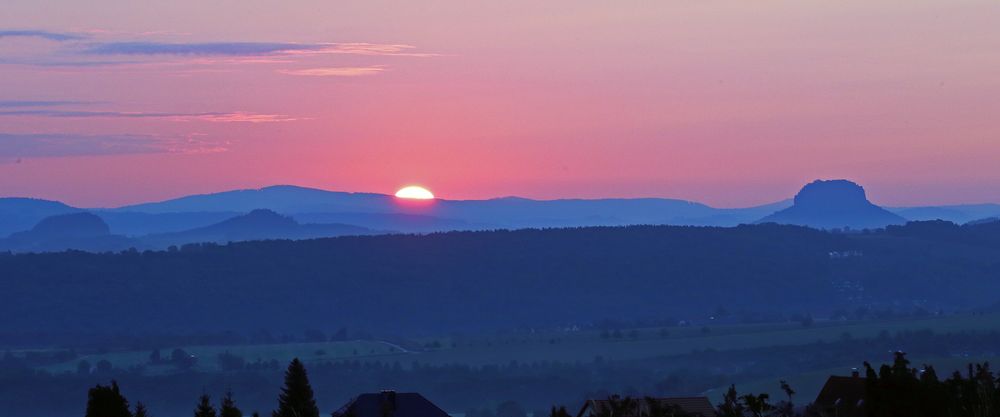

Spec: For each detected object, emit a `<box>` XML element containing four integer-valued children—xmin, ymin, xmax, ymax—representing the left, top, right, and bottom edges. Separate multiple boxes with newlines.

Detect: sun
<box><xmin>395</xmin><ymin>185</ymin><xmax>435</xmax><ymax>200</ymax></box>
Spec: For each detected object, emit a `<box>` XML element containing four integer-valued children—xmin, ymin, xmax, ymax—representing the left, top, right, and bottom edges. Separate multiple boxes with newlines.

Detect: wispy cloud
<box><xmin>0</xmin><ymin>29</ymin><xmax>84</xmax><ymax>42</ymax></box>
<box><xmin>0</xmin><ymin>58</ymin><xmax>138</xmax><ymax>68</ymax></box>
<box><xmin>84</xmin><ymin>41</ymin><xmax>325</xmax><ymax>56</ymax></box>
<box><xmin>188</xmin><ymin>112</ymin><xmax>300</xmax><ymax>123</ymax></box>
<box><xmin>0</xmin><ymin>34</ymin><xmax>437</xmax><ymax>72</ymax></box>
<box><xmin>278</xmin><ymin>66</ymin><xmax>386</xmax><ymax>77</ymax></box>
<box><xmin>0</xmin><ymin>100</ymin><xmax>86</xmax><ymax>108</ymax></box>
<box><xmin>83</xmin><ymin>41</ymin><xmax>436</xmax><ymax>57</ymax></box>
<box><xmin>0</xmin><ymin>110</ymin><xmax>299</xmax><ymax>123</ymax></box>
<box><xmin>0</xmin><ymin>132</ymin><xmax>229</xmax><ymax>160</ymax></box>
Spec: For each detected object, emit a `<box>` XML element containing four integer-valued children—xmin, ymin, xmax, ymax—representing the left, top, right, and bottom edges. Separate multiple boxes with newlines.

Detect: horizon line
<box><xmin>3</xmin><ymin>182</ymin><xmax>1000</xmax><ymax>211</ymax></box>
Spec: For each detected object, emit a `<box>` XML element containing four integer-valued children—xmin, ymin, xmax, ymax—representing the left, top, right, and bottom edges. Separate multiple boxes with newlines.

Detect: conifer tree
<box><xmin>85</xmin><ymin>380</ymin><xmax>133</xmax><ymax>417</ymax></box>
<box><xmin>549</xmin><ymin>406</ymin><xmax>571</xmax><ymax>417</ymax></box>
<box><xmin>272</xmin><ymin>358</ymin><xmax>320</xmax><ymax>417</ymax></box>
<box><xmin>220</xmin><ymin>391</ymin><xmax>243</xmax><ymax>417</ymax></box>
<box><xmin>195</xmin><ymin>394</ymin><xmax>218</xmax><ymax>417</ymax></box>
<box><xmin>134</xmin><ymin>402</ymin><xmax>151</xmax><ymax>417</ymax></box>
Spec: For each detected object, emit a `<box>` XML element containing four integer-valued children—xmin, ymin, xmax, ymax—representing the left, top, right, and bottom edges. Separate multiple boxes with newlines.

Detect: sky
<box><xmin>1</xmin><ymin>0</ymin><xmax>999</xmax><ymax>208</ymax></box>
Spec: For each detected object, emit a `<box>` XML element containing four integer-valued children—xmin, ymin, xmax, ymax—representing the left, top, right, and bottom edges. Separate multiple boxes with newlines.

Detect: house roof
<box><xmin>577</xmin><ymin>397</ymin><xmax>716</xmax><ymax>417</ymax></box>
<box><xmin>332</xmin><ymin>391</ymin><xmax>450</xmax><ymax>417</ymax></box>
<box><xmin>813</xmin><ymin>376</ymin><xmax>866</xmax><ymax>417</ymax></box>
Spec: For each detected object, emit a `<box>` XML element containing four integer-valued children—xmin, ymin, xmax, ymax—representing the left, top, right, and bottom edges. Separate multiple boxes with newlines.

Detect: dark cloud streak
<box><xmin>0</xmin><ymin>100</ymin><xmax>86</xmax><ymax>108</ymax></box>
<box><xmin>84</xmin><ymin>41</ymin><xmax>329</xmax><ymax>56</ymax></box>
<box><xmin>0</xmin><ymin>132</ymin><xmax>229</xmax><ymax>160</ymax></box>
<box><xmin>0</xmin><ymin>133</ymin><xmax>163</xmax><ymax>159</ymax></box>
<box><xmin>82</xmin><ymin>41</ymin><xmax>433</xmax><ymax>57</ymax></box>
<box><xmin>0</xmin><ymin>30</ymin><xmax>84</xmax><ymax>41</ymax></box>
<box><xmin>0</xmin><ymin>109</ymin><xmax>298</xmax><ymax>123</ymax></box>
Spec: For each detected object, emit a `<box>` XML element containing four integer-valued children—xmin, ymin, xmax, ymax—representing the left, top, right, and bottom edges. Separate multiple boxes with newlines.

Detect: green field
<box><xmin>398</xmin><ymin>313</ymin><xmax>1000</xmax><ymax>367</ymax></box>
<box><xmin>38</xmin><ymin>340</ymin><xmax>402</xmax><ymax>374</ymax></box>
<box><xmin>27</xmin><ymin>312</ymin><xmax>1000</xmax><ymax>377</ymax></box>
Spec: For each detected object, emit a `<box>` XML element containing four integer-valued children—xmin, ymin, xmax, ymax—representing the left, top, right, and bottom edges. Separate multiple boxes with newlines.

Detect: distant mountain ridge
<box><xmin>888</xmin><ymin>204</ymin><xmax>1000</xmax><ymax>224</ymax></box>
<box><xmin>4</xmin><ymin>182</ymin><xmax>1000</xmax><ymax>252</ymax></box>
<box><xmin>113</xmin><ymin>184</ymin><xmax>788</xmax><ymax>230</ymax></box>
<box><xmin>141</xmin><ymin>209</ymin><xmax>378</xmax><ymax>248</ymax></box>
<box><xmin>117</xmin><ymin>185</ymin><xmax>390</xmax><ymax>214</ymax></box>
<box><xmin>0</xmin><ymin>212</ymin><xmax>136</xmax><ymax>252</ymax></box>
<box><xmin>0</xmin><ymin>209</ymin><xmax>379</xmax><ymax>252</ymax></box>
<box><xmin>0</xmin><ymin>197</ymin><xmax>80</xmax><ymax>236</ymax></box>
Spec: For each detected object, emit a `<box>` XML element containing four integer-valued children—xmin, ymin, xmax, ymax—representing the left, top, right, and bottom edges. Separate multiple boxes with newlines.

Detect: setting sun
<box><xmin>395</xmin><ymin>186</ymin><xmax>435</xmax><ymax>200</ymax></box>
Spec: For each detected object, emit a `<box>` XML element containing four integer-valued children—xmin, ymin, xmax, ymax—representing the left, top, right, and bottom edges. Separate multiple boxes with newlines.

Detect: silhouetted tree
<box><xmin>717</xmin><ymin>385</ymin><xmax>746</xmax><ymax>417</ymax></box>
<box><xmin>643</xmin><ymin>396</ymin><xmax>692</xmax><ymax>417</ymax></box>
<box><xmin>220</xmin><ymin>391</ymin><xmax>242</xmax><ymax>417</ymax></box>
<box><xmin>716</xmin><ymin>385</ymin><xmax>779</xmax><ymax>417</ymax></box>
<box><xmin>860</xmin><ymin>351</ymin><xmax>1000</xmax><ymax>417</ymax></box>
<box><xmin>549</xmin><ymin>406</ymin><xmax>572</xmax><ymax>417</ymax></box>
<box><xmin>779</xmin><ymin>381</ymin><xmax>795</xmax><ymax>402</ymax></box>
<box><xmin>740</xmin><ymin>393</ymin><xmax>771</xmax><ymax>417</ymax></box>
<box><xmin>194</xmin><ymin>394</ymin><xmax>217</xmax><ymax>417</ymax></box>
<box><xmin>134</xmin><ymin>402</ymin><xmax>151</xmax><ymax>417</ymax></box>
<box><xmin>773</xmin><ymin>381</ymin><xmax>796</xmax><ymax>417</ymax></box>
<box><xmin>272</xmin><ymin>358</ymin><xmax>319</xmax><ymax>417</ymax></box>
<box><xmin>85</xmin><ymin>381</ymin><xmax>132</xmax><ymax>417</ymax></box>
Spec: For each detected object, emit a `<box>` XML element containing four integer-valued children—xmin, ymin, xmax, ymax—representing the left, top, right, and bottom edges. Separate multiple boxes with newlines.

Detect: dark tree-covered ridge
<box><xmin>1</xmin><ymin>223</ymin><xmax>1000</xmax><ymax>338</ymax></box>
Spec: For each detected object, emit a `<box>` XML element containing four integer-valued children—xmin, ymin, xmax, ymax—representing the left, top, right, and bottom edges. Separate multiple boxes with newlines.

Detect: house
<box><xmin>811</xmin><ymin>372</ymin><xmax>866</xmax><ymax>417</ymax></box>
<box><xmin>576</xmin><ymin>396</ymin><xmax>716</xmax><ymax>417</ymax></box>
<box><xmin>331</xmin><ymin>391</ymin><xmax>451</xmax><ymax>417</ymax></box>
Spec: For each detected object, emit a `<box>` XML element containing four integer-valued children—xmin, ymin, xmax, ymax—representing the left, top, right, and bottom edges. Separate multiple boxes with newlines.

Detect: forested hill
<box><xmin>2</xmin><ymin>223</ymin><xmax>1000</xmax><ymax>341</ymax></box>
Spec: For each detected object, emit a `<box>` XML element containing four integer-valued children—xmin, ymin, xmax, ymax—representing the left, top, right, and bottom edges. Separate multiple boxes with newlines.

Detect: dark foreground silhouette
<box><xmin>83</xmin><ymin>353</ymin><xmax>1000</xmax><ymax>417</ymax></box>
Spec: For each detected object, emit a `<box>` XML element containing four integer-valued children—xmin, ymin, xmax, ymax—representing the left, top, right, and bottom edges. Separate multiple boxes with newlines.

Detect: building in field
<box><xmin>331</xmin><ymin>391</ymin><xmax>450</xmax><ymax>417</ymax></box>
<box><xmin>810</xmin><ymin>372</ymin><xmax>866</xmax><ymax>417</ymax></box>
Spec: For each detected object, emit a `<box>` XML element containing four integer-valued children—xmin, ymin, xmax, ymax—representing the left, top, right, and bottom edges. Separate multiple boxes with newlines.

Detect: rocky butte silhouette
<box><xmin>13</xmin><ymin>212</ymin><xmax>110</xmax><ymax>240</ymax></box>
<box><xmin>140</xmin><ymin>208</ymin><xmax>377</xmax><ymax>248</ymax></box>
<box><xmin>757</xmin><ymin>179</ymin><xmax>906</xmax><ymax>230</ymax></box>
<box><xmin>0</xmin><ymin>212</ymin><xmax>136</xmax><ymax>252</ymax></box>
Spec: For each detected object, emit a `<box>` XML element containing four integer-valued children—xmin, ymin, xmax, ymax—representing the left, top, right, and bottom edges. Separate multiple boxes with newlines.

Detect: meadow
<box><xmin>30</xmin><ymin>311</ymin><xmax>1000</xmax><ymax>379</ymax></box>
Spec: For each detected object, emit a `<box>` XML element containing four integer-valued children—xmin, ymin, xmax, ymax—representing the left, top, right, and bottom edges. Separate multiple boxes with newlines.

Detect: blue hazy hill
<box><xmin>7</xmin><ymin>181</ymin><xmax>1000</xmax><ymax>242</ymax></box>
<box><xmin>141</xmin><ymin>209</ymin><xmax>379</xmax><ymax>248</ymax></box>
<box><xmin>757</xmin><ymin>179</ymin><xmax>906</xmax><ymax>229</ymax></box>
<box><xmin>0</xmin><ymin>212</ymin><xmax>136</xmax><ymax>252</ymax></box>
<box><xmin>0</xmin><ymin>197</ymin><xmax>80</xmax><ymax>236</ymax></box>
<box><xmin>889</xmin><ymin>203</ymin><xmax>1000</xmax><ymax>224</ymax></box>
<box><xmin>114</xmin><ymin>185</ymin><xmax>789</xmax><ymax>231</ymax></box>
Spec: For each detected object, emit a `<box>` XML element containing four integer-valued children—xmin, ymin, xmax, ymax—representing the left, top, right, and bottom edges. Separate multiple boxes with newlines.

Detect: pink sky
<box><xmin>1</xmin><ymin>0</ymin><xmax>999</xmax><ymax>208</ymax></box>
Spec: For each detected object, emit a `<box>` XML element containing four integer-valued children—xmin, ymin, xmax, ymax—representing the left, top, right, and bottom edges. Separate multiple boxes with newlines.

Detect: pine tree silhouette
<box><xmin>85</xmin><ymin>380</ymin><xmax>133</xmax><ymax>417</ymax></box>
<box><xmin>220</xmin><ymin>391</ymin><xmax>243</xmax><ymax>417</ymax></box>
<box><xmin>272</xmin><ymin>358</ymin><xmax>320</xmax><ymax>417</ymax></box>
<box><xmin>134</xmin><ymin>402</ymin><xmax>151</xmax><ymax>417</ymax></box>
<box><xmin>195</xmin><ymin>394</ymin><xmax>218</xmax><ymax>417</ymax></box>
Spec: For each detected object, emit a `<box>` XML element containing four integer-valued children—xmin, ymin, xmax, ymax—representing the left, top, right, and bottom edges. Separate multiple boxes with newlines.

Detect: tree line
<box><xmin>86</xmin><ymin>358</ymin><xmax>320</xmax><ymax>417</ymax></box>
<box><xmin>85</xmin><ymin>353</ymin><xmax>1000</xmax><ymax>417</ymax></box>
<box><xmin>9</xmin><ymin>222</ymin><xmax>1000</xmax><ymax>342</ymax></box>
